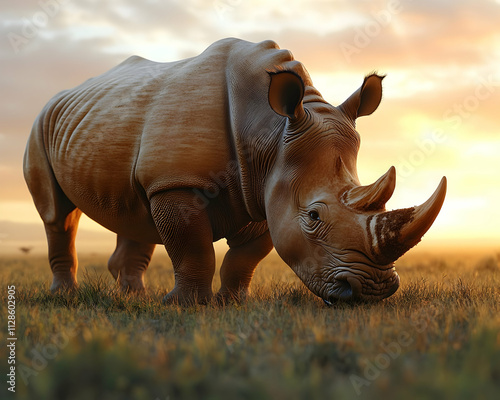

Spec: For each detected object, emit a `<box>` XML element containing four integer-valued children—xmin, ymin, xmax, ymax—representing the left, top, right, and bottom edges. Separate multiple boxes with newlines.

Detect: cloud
<box><xmin>0</xmin><ymin>29</ymin><xmax>129</xmax><ymax>199</ymax></box>
<box><xmin>1</xmin><ymin>0</ymin><xmax>499</xmax><ymax>246</ymax></box>
<box><xmin>267</xmin><ymin>0</ymin><xmax>500</xmax><ymax>75</ymax></box>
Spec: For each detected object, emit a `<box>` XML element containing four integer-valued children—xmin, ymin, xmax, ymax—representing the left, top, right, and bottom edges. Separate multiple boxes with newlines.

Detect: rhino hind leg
<box><xmin>24</xmin><ymin>127</ymin><xmax>81</xmax><ymax>293</ymax></box>
<box><xmin>217</xmin><ymin>230</ymin><xmax>274</xmax><ymax>303</ymax></box>
<box><xmin>108</xmin><ymin>236</ymin><xmax>155</xmax><ymax>293</ymax></box>
<box><xmin>150</xmin><ymin>190</ymin><xmax>216</xmax><ymax>306</ymax></box>
<box><xmin>44</xmin><ymin>208</ymin><xmax>82</xmax><ymax>293</ymax></box>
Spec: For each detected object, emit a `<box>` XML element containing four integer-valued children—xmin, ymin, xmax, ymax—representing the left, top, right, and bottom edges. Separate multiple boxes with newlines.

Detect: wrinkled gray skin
<box><xmin>24</xmin><ymin>38</ymin><xmax>446</xmax><ymax>305</ymax></box>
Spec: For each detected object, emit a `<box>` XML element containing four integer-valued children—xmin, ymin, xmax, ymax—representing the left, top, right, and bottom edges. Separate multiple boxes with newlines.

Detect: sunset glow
<box><xmin>1</xmin><ymin>0</ymin><xmax>499</xmax><ymax>253</ymax></box>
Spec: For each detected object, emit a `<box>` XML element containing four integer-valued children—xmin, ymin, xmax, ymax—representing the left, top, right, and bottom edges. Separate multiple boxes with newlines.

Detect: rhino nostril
<box><xmin>323</xmin><ymin>277</ymin><xmax>359</xmax><ymax>305</ymax></box>
<box><xmin>322</xmin><ymin>278</ymin><xmax>352</xmax><ymax>305</ymax></box>
<box><xmin>338</xmin><ymin>278</ymin><xmax>353</xmax><ymax>298</ymax></box>
<box><xmin>335</xmin><ymin>277</ymin><xmax>357</xmax><ymax>301</ymax></box>
<box><xmin>347</xmin><ymin>276</ymin><xmax>362</xmax><ymax>296</ymax></box>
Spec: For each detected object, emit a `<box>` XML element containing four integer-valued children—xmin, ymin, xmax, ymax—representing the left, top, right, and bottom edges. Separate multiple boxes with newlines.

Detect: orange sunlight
<box><xmin>1</xmin><ymin>1</ymin><xmax>499</xmax><ymax>255</ymax></box>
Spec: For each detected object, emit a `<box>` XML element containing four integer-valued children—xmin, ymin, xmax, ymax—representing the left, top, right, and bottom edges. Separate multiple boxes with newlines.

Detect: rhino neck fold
<box><xmin>231</xmin><ymin>117</ymin><xmax>286</xmax><ymax>221</ymax></box>
<box><xmin>231</xmin><ymin>95</ymin><xmax>319</xmax><ymax>222</ymax></box>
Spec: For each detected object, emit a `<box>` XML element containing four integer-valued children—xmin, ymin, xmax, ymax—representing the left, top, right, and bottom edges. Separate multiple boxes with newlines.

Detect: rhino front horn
<box><xmin>368</xmin><ymin>176</ymin><xmax>447</xmax><ymax>265</ymax></box>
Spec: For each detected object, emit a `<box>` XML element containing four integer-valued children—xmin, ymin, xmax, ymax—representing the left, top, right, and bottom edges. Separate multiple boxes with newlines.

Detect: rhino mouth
<box><xmin>321</xmin><ymin>268</ymin><xmax>400</xmax><ymax>305</ymax></box>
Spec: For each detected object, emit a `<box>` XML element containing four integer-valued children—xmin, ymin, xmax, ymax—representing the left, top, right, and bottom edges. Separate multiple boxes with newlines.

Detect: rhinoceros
<box><xmin>24</xmin><ymin>38</ymin><xmax>446</xmax><ymax>305</ymax></box>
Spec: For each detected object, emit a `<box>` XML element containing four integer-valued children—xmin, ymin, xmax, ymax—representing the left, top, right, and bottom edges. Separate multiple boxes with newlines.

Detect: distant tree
<box><xmin>19</xmin><ymin>246</ymin><xmax>33</xmax><ymax>255</ymax></box>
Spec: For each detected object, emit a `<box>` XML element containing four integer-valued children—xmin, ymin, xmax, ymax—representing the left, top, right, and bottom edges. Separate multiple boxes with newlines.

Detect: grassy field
<box><xmin>1</xmin><ymin>248</ymin><xmax>500</xmax><ymax>400</ymax></box>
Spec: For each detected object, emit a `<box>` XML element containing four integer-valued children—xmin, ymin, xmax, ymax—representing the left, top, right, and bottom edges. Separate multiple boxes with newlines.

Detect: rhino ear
<box><xmin>339</xmin><ymin>74</ymin><xmax>385</xmax><ymax>121</ymax></box>
<box><xmin>268</xmin><ymin>71</ymin><xmax>305</xmax><ymax>120</ymax></box>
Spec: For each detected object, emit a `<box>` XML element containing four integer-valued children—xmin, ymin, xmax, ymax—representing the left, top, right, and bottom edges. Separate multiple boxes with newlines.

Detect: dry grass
<box><xmin>1</xmin><ymin>249</ymin><xmax>499</xmax><ymax>399</ymax></box>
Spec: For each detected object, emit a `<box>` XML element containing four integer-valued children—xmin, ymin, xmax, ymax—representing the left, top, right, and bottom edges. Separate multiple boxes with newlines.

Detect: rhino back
<box><xmin>38</xmin><ymin>41</ymin><xmax>234</xmax><ymax>238</ymax></box>
<box><xmin>39</xmin><ymin>38</ymin><xmax>313</xmax><ymax>241</ymax></box>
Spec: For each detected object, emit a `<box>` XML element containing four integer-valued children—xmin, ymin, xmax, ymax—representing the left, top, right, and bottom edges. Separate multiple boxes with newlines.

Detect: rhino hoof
<box><xmin>215</xmin><ymin>289</ymin><xmax>249</xmax><ymax>306</ymax></box>
<box><xmin>50</xmin><ymin>278</ymin><xmax>78</xmax><ymax>294</ymax></box>
<box><xmin>162</xmin><ymin>289</ymin><xmax>212</xmax><ymax>307</ymax></box>
<box><xmin>116</xmin><ymin>277</ymin><xmax>146</xmax><ymax>294</ymax></box>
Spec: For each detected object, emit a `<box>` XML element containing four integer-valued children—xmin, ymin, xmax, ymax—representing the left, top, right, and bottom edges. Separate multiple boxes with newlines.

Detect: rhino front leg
<box><xmin>150</xmin><ymin>190</ymin><xmax>215</xmax><ymax>306</ymax></box>
<box><xmin>217</xmin><ymin>230</ymin><xmax>273</xmax><ymax>303</ymax></box>
<box><xmin>108</xmin><ymin>236</ymin><xmax>156</xmax><ymax>293</ymax></box>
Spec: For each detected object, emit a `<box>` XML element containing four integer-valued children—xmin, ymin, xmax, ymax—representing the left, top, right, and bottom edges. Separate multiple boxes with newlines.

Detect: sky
<box><xmin>0</xmin><ymin>0</ymin><xmax>499</xmax><ymax>254</ymax></box>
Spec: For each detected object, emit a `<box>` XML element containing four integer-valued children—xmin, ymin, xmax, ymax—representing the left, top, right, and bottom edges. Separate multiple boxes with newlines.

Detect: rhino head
<box><xmin>264</xmin><ymin>71</ymin><xmax>446</xmax><ymax>303</ymax></box>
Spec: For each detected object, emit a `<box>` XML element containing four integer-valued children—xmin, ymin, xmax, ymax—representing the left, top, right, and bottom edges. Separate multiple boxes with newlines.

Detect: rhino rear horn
<box><xmin>368</xmin><ymin>177</ymin><xmax>447</xmax><ymax>265</ymax></box>
<box><xmin>343</xmin><ymin>166</ymin><xmax>396</xmax><ymax>211</ymax></box>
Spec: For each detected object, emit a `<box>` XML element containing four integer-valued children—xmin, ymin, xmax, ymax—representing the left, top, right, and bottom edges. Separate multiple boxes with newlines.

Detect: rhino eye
<box><xmin>308</xmin><ymin>210</ymin><xmax>320</xmax><ymax>221</ymax></box>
